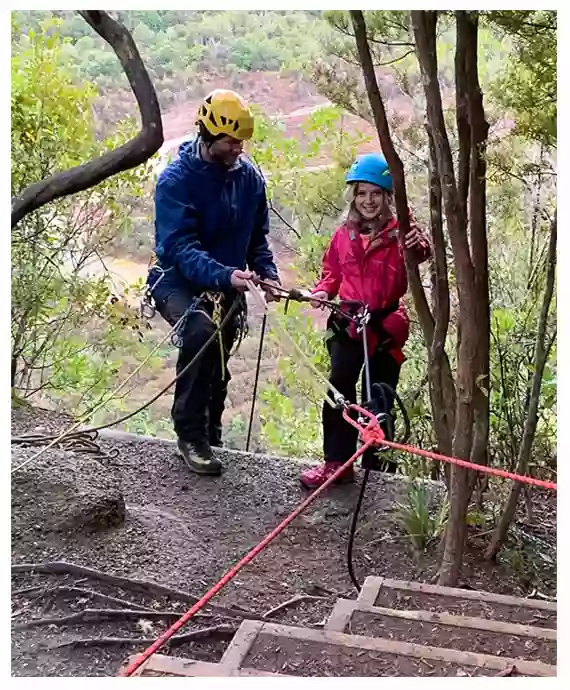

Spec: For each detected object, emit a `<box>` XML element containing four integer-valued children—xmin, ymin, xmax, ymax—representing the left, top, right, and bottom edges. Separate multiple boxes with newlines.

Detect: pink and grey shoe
<box><xmin>300</xmin><ymin>461</ymin><xmax>355</xmax><ymax>490</ymax></box>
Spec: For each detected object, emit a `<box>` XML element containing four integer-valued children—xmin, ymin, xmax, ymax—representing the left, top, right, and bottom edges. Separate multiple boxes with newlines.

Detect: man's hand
<box><xmin>404</xmin><ymin>224</ymin><xmax>424</xmax><ymax>250</ymax></box>
<box><xmin>261</xmin><ymin>278</ymin><xmax>282</xmax><ymax>303</ymax></box>
<box><xmin>308</xmin><ymin>290</ymin><xmax>328</xmax><ymax>309</ymax></box>
<box><xmin>230</xmin><ymin>269</ymin><xmax>254</xmax><ymax>291</ymax></box>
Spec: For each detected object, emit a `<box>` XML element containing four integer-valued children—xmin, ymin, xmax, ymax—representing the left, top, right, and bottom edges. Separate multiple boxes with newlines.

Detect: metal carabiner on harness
<box><xmin>140</xmin><ymin>266</ymin><xmax>167</xmax><ymax>322</ymax></box>
<box><xmin>140</xmin><ymin>288</ymin><xmax>157</xmax><ymax>320</ymax></box>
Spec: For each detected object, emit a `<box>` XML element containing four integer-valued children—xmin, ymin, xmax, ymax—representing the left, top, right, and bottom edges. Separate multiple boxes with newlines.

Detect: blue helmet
<box><xmin>345</xmin><ymin>153</ymin><xmax>393</xmax><ymax>192</ymax></box>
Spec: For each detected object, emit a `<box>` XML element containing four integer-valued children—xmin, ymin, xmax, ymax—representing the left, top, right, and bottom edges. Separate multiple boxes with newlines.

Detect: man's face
<box><xmin>208</xmin><ymin>135</ymin><xmax>244</xmax><ymax>167</ymax></box>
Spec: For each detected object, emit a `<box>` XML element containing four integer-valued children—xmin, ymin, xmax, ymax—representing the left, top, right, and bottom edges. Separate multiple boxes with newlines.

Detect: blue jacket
<box><xmin>152</xmin><ymin>137</ymin><xmax>279</xmax><ymax>294</ymax></box>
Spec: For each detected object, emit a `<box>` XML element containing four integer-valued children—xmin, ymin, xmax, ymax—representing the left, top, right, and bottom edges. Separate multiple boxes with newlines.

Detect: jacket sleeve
<box><xmin>313</xmin><ymin>230</ymin><xmax>342</xmax><ymax>298</ymax></box>
<box><xmin>154</xmin><ymin>174</ymin><xmax>235</xmax><ymax>291</ymax></box>
<box><xmin>246</xmin><ymin>181</ymin><xmax>280</xmax><ymax>282</ymax></box>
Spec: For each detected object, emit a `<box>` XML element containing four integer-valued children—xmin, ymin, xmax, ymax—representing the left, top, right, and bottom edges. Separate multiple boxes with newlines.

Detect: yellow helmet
<box><xmin>196</xmin><ymin>89</ymin><xmax>254</xmax><ymax>141</ymax></box>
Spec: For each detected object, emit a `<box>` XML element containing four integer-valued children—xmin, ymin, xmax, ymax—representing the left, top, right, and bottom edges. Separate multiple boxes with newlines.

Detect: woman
<box><xmin>300</xmin><ymin>153</ymin><xmax>431</xmax><ymax>489</ymax></box>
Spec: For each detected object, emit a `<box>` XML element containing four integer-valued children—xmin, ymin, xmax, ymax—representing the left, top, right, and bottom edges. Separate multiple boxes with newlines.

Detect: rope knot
<box><xmin>360</xmin><ymin>419</ymin><xmax>385</xmax><ymax>447</ymax></box>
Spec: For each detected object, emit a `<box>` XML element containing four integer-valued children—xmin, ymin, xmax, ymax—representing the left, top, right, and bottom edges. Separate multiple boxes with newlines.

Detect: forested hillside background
<box><xmin>11</xmin><ymin>10</ymin><xmax>556</xmax><ymax>583</ymax></box>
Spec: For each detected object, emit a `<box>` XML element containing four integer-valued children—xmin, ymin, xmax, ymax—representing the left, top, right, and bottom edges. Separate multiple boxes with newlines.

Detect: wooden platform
<box><xmin>120</xmin><ymin>576</ymin><xmax>557</xmax><ymax>677</ymax></box>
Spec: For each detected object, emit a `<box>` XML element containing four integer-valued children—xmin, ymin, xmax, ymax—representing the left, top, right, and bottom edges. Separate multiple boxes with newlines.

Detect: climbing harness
<box><xmin>142</xmin><ymin>265</ymin><xmax>247</xmax><ymax>370</ymax></box>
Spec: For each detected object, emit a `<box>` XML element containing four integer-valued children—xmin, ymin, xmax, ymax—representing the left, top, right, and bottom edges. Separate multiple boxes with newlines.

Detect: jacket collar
<box><xmin>345</xmin><ymin>217</ymin><xmax>399</xmax><ymax>249</ymax></box>
<box><xmin>178</xmin><ymin>136</ymin><xmax>244</xmax><ymax>174</ymax></box>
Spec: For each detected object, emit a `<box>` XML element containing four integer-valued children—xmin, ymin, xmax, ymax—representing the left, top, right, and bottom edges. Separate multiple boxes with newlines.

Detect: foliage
<box><xmin>395</xmin><ymin>481</ymin><xmax>448</xmax><ymax>553</ymax></box>
<box><xmin>12</xmin><ymin>10</ymin><xmax>333</xmax><ymax>92</ymax></box>
<box><xmin>11</xmin><ymin>20</ymin><xmax>156</xmax><ymax>413</ymax></box>
<box><xmin>10</xmin><ymin>9</ymin><xmax>557</xmax><ymax>526</ymax></box>
<box><xmin>484</xmin><ymin>11</ymin><xmax>556</xmax><ymax>147</ymax></box>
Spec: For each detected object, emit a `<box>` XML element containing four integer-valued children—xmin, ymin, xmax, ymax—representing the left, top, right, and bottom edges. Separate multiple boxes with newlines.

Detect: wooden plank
<box><xmin>353</xmin><ymin>602</ymin><xmax>556</xmax><ymax>640</ymax></box>
<box><xmin>325</xmin><ymin>598</ymin><xmax>355</xmax><ymax>632</ymax></box>
<box><xmin>254</xmin><ymin>622</ymin><xmax>556</xmax><ymax>677</ymax></box>
<box><xmin>357</xmin><ymin>576</ymin><xmax>382</xmax><ymax>607</ymax></box>
<box><xmin>124</xmin><ymin>656</ymin><xmax>226</xmax><ymax>677</ymax></box>
<box><xmin>219</xmin><ymin>619</ymin><xmax>264</xmax><ymax>671</ymax></box>
<box><xmin>367</xmin><ymin>577</ymin><xmax>556</xmax><ymax>612</ymax></box>
<box><xmin>120</xmin><ymin>653</ymin><xmax>289</xmax><ymax>677</ymax></box>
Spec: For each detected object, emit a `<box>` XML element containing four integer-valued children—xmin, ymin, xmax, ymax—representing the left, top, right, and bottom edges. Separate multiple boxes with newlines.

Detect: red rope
<box><xmin>343</xmin><ymin>404</ymin><xmax>557</xmax><ymax>491</ymax></box>
<box><xmin>122</xmin><ymin>401</ymin><xmax>556</xmax><ymax>676</ymax></box>
<box><xmin>121</xmin><ymin>439</ymin><xmax>373</xmax><ymax>677</ymax></box>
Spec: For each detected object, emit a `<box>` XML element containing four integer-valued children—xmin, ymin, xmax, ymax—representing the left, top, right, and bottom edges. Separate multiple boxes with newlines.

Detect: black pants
<box><xmin>323</xmin><ymin>328</ymin><xmax>401</xmax><ymax>465</ymax></box>
<box><xmin>154</xmin><ymin>287</ymin><xmax>239</xmax><ymax>445</ymax></box>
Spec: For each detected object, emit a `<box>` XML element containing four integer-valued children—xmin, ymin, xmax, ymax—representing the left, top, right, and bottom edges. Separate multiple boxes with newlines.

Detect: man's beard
<box><xmin>212</xmin><ymin>150</ymin><xmax>238</xmax><ymax>168</ymax></box>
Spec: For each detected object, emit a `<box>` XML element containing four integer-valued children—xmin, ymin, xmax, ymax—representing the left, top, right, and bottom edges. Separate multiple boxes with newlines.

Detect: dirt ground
<box><xmin>11</xmin><ymin>406</ymin><xmax>556</xmax><ymax>677</ymax></box>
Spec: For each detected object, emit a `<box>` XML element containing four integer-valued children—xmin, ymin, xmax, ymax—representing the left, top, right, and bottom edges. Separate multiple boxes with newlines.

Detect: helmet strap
<box><xmin>198</xmin><ymin>122</ymin><xmax>224</xmax><ymax>149</ymax></box>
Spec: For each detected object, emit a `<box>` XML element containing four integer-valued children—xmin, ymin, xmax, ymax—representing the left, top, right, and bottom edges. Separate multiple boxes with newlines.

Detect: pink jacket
<box><xmin>313</xmin><ymin>216</ymin><xmax>431</xmax><ymax>363</ymax></box>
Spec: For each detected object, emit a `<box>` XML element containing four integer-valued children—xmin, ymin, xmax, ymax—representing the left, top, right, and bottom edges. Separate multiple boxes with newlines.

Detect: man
<box><xmin>147</xmin><ymin>89</ymin><xmax>280</xmax><ymax>476</ymax></box>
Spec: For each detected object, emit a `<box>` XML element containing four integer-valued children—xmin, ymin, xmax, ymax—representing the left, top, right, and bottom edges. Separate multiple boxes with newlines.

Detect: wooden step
<box><xmin>218</xmin><ymin>619</ymin><xmax>555</xmax><ymax>677</ymax></box>
<box><xmin>355</xmin><ymin>576</ymin><xmax>556</xmax><ymax>628</ymax></box>
<box><xmin>326</xmin><ymin>597</ymin><xmax>556</xmax><ymax>665</ymax></box>
<box><xmin>119</xmin><ymin>654</ymin><xmax>291</xmax><ymax>677</ymax></box>
<box><xmin>118</xmin><ymin>578</ymin><xmax>557</xmax><ymax>677</ymax></box>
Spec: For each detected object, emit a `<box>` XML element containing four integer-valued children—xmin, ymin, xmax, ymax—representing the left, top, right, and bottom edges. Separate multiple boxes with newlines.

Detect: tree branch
<box><xmin>11</xmin><ymin>10</ymin><xmax>163</xmax><ymax>229</ymax></box>
<box><xmin>11</xmin><ymin>561</ymin><xmax>263</xmax><ymax>621</ymax></box>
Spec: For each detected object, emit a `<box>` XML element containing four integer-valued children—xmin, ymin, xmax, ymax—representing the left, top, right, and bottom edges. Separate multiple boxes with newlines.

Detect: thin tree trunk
<box><xmin>463</xmin><ymin>9</ymin><xmax>490</xmax><ymax>479</ymax></box>
<box><xmin>455</xmin><ymin>20</ymin><xmax>470</xmax><ymax>226</ymax></box>
<box><xmin>426</xmin><ymin>125</ymin><xmax>456</xmax><ymax>457</ymax></box>
<box><xmin>412</xmin><ymin>10</ymin><xmax>483</xmax><ymax>585</ymax></box>
<box><xmin>485</xmin><ymin>211</ymin><xmax>557</xmax><ymax>560</ymax></box>
<box><xmin>527</xmin><ymin>145</ymin><xmax>545</xmax><ymax>288</ymax></box>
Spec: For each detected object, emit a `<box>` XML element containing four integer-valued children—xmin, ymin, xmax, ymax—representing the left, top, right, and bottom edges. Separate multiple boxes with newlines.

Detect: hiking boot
<box><xmin>177</xmin><ymin>438</ymin><xmax>222</xmax><ymax>476</ymax></box>
<box><xmin>300</xmin><ymin>461</ymin><xmax>355</xmax><ymax>490</ymax></box>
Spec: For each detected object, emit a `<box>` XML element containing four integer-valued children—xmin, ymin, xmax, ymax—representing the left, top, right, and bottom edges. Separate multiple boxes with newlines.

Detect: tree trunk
<box><xmin>426</xmin><ymin>125</ymin><xmax>456</xmax><ymax>457</ymax></box>
<box><xmin>463</xmin><ymin>9</ymin><xmax>490</xmax><ymax>480</ymax></box>
<box><xmin>527</xmin><ymin>146</ymin><xmax>545</xmax><ymax>288</ymax></box>
<box><xmin>412</xmin><ymin>10</ymin><xmax>487</xmax><ymax>585</ymax></box>
<box><xmin>454</xmin><ymin>20</ymin><xmax>470</xmax><ymax>226</ymax></box>
<box><xmin>485</xmin><ymin>211</ymin><xmax>557</xmax><ymax>560</ymax></box>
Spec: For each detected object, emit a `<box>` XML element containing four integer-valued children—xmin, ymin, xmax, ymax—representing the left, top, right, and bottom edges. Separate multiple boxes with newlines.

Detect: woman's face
<box><xmin>353</xmin><ymin>182</ymin><xmax>388</xmax><ymax>221</ymax></box>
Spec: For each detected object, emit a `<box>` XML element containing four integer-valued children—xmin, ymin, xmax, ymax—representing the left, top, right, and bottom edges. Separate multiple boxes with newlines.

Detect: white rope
<box><xmin>246</xmin><ymin>281</ymin><xmax>344</xmax><ymax>410</ymax></box>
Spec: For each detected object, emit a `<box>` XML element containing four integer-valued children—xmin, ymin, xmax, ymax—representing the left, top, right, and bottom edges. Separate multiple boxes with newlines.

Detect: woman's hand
<box><xmin>404</xmin><ymin>224</ymin><xmax>424</xmax><ymax>250</ymax></box>
<box><xmin>305</xmin><ymin>290</ymin><xmax>328</xmax><ymax>309</ymax></box>
<box><xmin>261</xmin><ymin>278</ymin><xmax>282</xmax><ymax>303</ymax></box>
